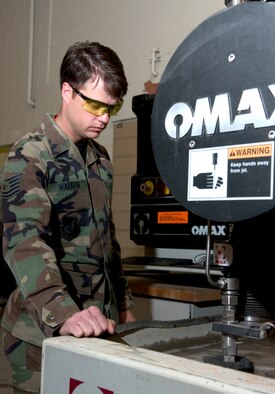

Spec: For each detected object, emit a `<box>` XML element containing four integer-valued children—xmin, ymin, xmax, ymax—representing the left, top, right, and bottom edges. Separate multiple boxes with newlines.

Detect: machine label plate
<box><xmin>157</xmin><ymin>211</ymin><xmax>189</xmax><ymax>224</ymax></box>
<box><xmin>188</xmin><ymin>142</ymin><xmax>273</xmax><ymax>201</ymax></box>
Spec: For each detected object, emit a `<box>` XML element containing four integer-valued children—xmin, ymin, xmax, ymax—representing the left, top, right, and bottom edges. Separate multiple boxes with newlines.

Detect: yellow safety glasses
<box><xmin>71</xmin><ymin>86</ymin><xmax>123</xmax><ymax>116</ymax></box>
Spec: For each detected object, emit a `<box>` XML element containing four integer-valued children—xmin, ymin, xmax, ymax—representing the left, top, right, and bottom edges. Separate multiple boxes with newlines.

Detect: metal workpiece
<box><xmin>212</xmin><ymin>321</ymin><xmax>273</xmax><ymax>340</ymax></box>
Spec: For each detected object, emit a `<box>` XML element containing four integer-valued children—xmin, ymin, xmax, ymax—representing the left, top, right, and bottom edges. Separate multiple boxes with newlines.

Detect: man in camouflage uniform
<box><xmin>1</xmin><ymin>41</ymin><xmax>135</xmax><ymax>393</ymax></box>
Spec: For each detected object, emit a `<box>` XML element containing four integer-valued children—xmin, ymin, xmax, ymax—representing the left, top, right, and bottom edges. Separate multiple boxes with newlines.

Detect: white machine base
<box><xmin>41</xmin><ymin>335</ymin><xmax>274</xmax><ymax>394</ymax></box>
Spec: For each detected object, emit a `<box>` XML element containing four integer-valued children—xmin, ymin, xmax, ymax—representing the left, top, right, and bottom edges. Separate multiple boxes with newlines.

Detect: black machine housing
<box><xmin>130</xmin><ymin>94</ymin><xmax>230</xmax><ymax>249</ymax></box>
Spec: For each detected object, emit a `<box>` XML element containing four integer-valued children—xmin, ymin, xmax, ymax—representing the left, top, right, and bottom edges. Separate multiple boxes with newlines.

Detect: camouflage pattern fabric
<box><xmin>2</xmin><ymin>328</ymin><xmax>41</xmax><ymax>393</ymax></box>
<box><xmin>1</xmin><ymin>113</ymin><xmax>133</xmax><ymax>349</ymax></box>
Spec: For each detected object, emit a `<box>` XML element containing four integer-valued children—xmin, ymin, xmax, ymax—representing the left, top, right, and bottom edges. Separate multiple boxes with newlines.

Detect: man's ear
<box><xmin>61</xmin><ymin>82</ymin><xmax>73</xmax><ymax>103</ymax></box>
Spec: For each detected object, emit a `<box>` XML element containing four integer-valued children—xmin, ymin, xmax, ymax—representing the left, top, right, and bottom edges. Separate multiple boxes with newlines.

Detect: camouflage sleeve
<box><xmin>1</xmin><ymin>142</ymin><xmax>80</xmax><ymax>337</ymax></box>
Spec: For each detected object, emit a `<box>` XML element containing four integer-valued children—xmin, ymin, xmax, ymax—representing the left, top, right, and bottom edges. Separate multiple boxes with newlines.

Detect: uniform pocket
<box><xmin>47</xmin><ymin>183</ymin><xmax>93</xmax><ymax>241</ymax></box>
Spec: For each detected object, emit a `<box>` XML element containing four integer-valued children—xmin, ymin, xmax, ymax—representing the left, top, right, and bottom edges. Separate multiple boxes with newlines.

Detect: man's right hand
<box><xmin>59</xmin><ymin>306</ymin><xmax>116</xmax><ymax>337</ymax></box>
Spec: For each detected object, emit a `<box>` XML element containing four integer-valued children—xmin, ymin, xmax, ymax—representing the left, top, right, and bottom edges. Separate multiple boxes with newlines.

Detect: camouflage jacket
<box><xmin>1</xmin><ymin>114</ymin><xmax>133</xmax><ymax>346</ymax></box>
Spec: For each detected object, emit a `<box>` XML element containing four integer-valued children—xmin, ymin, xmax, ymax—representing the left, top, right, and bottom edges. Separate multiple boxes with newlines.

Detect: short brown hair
<box><xmin>60</xmin><ymin>41</ymin><xmax>128</xmax><ymax>100</ymax></box>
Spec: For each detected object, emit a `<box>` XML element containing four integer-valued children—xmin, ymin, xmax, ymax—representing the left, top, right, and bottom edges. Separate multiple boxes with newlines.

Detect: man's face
<box><xmin>62</xmin><ymin>78</ymin><xmax>119</xmax><ymax>143</ymax></box>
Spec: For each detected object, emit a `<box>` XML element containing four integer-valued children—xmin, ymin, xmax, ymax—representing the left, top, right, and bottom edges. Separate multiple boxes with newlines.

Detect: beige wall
<box><xmin>112</xmin><ymin>119</ymin><xmax>141</xmax><ymax>258</ymax></box>
<box><xmin>0</xmin><ymin>0</ymin><xmax>224</xmax><ymax>155</ymax></box>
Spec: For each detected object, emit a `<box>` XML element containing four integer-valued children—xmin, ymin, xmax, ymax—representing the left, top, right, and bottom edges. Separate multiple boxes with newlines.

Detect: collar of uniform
<box><xmin>45</xmin><ymin>113</ymin><xmax>106</xmax><ymax>165</ymax></box>
<box><xmin>42</xmin><ymin>113</ymin><xmax>71</xmax><ymax>158</ymax></box>
<box><xmin>87</xmin><ymin>139</ymin><xmax>108</xmax><ymax>165</ymax></box>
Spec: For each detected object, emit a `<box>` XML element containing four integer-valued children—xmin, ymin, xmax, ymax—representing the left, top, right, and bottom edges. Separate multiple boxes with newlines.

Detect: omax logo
<box><xmin>165</xmin><ymin>84</ymin><xmax>275</xmax><ymax>138</ymax></box>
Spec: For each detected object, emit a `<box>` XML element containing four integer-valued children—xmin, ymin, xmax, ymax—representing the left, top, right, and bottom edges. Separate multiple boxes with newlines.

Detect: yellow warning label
<box><xmin>157</xmin><ymin>211</ymin><xmax>188</xmax><ymax>224</ymax></box>
<box><xmin>228</xmin><ymin>144</ymin><xmax>272</xmax><ymax>160</ymax></box>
